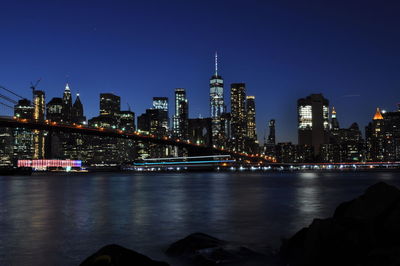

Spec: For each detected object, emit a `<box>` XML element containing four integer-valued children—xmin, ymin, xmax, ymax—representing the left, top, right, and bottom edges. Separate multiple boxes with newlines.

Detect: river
<box><xmin>0</xmin><ymin>171</ymin><xmax>399</xmax><ymax>265</ymax></box>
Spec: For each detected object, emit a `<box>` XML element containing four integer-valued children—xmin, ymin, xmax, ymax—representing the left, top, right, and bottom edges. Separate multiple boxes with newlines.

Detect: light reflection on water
<box><xmin>0</xmin><ymin>171</ymin><xmax>399</xmax><ymax>265</ymax></box>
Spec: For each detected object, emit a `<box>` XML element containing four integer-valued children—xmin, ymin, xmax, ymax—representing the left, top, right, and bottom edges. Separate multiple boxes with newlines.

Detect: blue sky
<box><xmin>1</xmin><ymin>0</ymin><xmax>400</xmax><ymax>143</ymax></box>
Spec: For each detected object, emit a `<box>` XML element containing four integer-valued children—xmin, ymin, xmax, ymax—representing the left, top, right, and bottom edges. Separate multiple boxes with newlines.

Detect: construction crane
<box><xmin>30</xmin><ymin>79</ymin><xmax>41</xmax><ymax>98</ymax></box>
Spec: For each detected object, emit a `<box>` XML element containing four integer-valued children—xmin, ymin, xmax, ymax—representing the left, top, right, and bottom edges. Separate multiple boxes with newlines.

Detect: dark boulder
<box><xmin>166</xmin><ymin>232</ymin><xmax>226</xmax><ymax>256</ymax></box>
<box><xmin>166</xmin><ymin>232</ymin><xmax>275</xmax><ymax>265</ymax></box>
<box><xmin>280</xmin><ymin>182</ymin><xmax>400</xmax><ymax>266</ymax></box>
<box><xmin>80</xmin><ymin>244</ymin><xmax>169</xmax><ymax>266</ymax></box>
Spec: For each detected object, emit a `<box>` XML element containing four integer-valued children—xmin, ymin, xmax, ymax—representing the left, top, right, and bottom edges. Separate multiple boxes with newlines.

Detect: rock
<box><xmin>280</xmin><ymin>182</ymin><xmax>400</xmax><ymax>266</ymax></box>
<box><xmin>80</xmin><ymin>244</ymin><xmax>169</xmax><ymax>266</ymax></box>
<box><xmin>166</xmin><ymin>232</ymin><xmax>226</xmax><ymax>256</ymax></box>
<box><xmin>166</xmin><ymin>232</ymin><xmax>276</xmax><ymax>265</ymax></box>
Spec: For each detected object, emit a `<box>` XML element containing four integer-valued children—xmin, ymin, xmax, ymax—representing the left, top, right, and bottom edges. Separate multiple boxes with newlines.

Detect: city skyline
<box><xmin>1</xmin><ymin>1</ymin><xmax>400</xmax><ymax>143</ymax></box>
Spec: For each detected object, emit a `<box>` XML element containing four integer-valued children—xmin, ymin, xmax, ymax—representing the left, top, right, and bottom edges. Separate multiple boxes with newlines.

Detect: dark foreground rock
<box><xmin>80</xmin><ymin>244</ymin><xmax>169</xmax><ymax>266</ymax></box>
<box><xmin>166</xmin><ymin>232</ymin><xmax>277</xmax><ymax>265</ymax></box>
<box><xmin>280</xmin><ymin>182</ymin><xmax>400</xmax><ymax>266</ymax></box>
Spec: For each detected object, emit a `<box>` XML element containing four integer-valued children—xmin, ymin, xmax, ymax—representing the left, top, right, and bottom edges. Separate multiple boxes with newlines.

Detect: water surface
<box><xmin>0</xmin><ymin>171</ymin><xmax>399</xmax><ymax>265</ymax></box>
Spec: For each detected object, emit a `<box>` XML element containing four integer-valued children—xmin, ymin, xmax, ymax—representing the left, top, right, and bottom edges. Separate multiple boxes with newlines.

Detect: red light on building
<box><xmin>18</xmin><ymin>159</ymin><xmax>82</xmax><ymax>168</ymax></box>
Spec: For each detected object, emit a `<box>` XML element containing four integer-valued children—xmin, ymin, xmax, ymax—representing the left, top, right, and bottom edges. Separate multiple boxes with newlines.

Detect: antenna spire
<box><xmin>215</xmin><ymin>51</ymin><xmax>218</xmax><ymax>76</ymax></box>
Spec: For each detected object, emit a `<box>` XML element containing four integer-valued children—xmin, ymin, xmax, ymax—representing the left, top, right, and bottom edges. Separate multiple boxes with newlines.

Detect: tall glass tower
<box><xmin>209</xmin><ymin>52</ymin><xmax>225</xmax><ymax>145</ymax></box>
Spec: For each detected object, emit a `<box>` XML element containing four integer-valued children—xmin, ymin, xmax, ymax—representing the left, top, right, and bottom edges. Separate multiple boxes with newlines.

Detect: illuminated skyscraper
<box><xmin>33</xmin><ymin>90</ymin><xmax>45</xmax><ymax>159</ymax></box>
<box><xmin>62</xmin><ymin>83</ymin><xmax>72</xmax><ymax>122</ymax></box>
<box><xmin>298</xmin><ymin>93</ymin><xmax>329</xmax><ymax>155</ymax></box>
<box><xmin>210</xmin><ymin>52</ymin><xmax>225</xmax><ymax>146</ymax></box>
<box><xmin>230</xmin><ymin>83</ymin><xmax>246</xmax><ymax>152</ymax></box>
<box><xmin>173</xmin><ymin>88</ymin><xmax>188</xmax><ymax>139</ymax></box>
<box><xmin>33</xmin><ymin>90</ymin><xmax>45</xmax><ymax>122</ymax></box>
<box><xmin>153</xmin><ymin>97</ymin><xmax>169</xmax><ymax>132</ymax></box>
<box><xmin>13</xmin><ymin>99</ymin><xmax>34</xmax><ymax>159</ymax></box>
<box><xmin>246</xmin><ymin>96</ymin><xmax>257</xmax><ymax>140</ymax></box>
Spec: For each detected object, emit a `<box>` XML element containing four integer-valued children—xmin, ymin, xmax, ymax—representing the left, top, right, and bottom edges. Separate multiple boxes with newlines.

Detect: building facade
<box><xmin>230</xmin><ymin>83</ymin><xmax>247</xmax><ymax>152</ymax></box>
<box><xmin>298</xmin><ymin>93</ymin><xmax>329</xmax><ymax>157</ymax></box>
<box><xmin>209</xmin><ymin>52</ymin><xmax>225</xmax><ymax>147</ymax></box>
<box><xmin>173</xmin><ymin>88</ymin><xmax>188</xmax><ymax>139</ymax></box>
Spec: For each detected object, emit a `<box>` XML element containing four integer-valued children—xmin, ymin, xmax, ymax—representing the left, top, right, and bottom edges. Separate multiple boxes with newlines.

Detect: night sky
<box><xmin>1</xmin><ymin>0</ymin><xmax>400</xmax><ymax>143</ymax></box>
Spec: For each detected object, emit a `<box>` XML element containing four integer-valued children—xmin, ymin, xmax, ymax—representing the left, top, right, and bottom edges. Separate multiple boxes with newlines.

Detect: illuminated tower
<box><xmin>209</xmin><ymin>52</ymin><xmax>225</xmax><ymax>146</ymax></box>
<box><xmin>33</xmin><ymin>90</ymin><xmax>45</xmax><ymax>159</ymax></box>
<box><xmin>13</xmin><ymin>99</ymin><xmax>34</xmax><ymax>159</ymax></box>
<box><xmin>62</xmin><ymin>83</ymin><xmax>72</xmax><ymax>122</ymax></box>
<box><xmin>230</xmin><ymin>83</ymin><xmax>246</xmax><ymax>152</ymax></box>
<box><xmin>298</xmin><ymin>93</ymin><xmax>329</xmax><ymax>155</ymax></box>
<box><xmin>246</xmin><ymin>96</ymin><xmax>257</xmax><ymax>140</ymax></box>
<box><xmin>173</xmin><ymin>88</ymin><xmax>188</xmax><ymax>139</ymax></box>
<box><xmin>153</xmin><ymin>97</ymin><xmax>169</xmax><ymax>132</ymax></box>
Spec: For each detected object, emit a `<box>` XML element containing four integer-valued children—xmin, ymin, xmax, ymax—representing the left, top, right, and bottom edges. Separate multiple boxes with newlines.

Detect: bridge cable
<box><xmin>0</xmin><ymin>86</ymin><xmax>26</xmax><ymax>100</ymax></box>
<box><xmin>0</xmin><ymin>101</ymin><xmax>13</xmax><ymax>109</ymax></box>
<box><xmin>0</xmin><ymin>93</ymin><xmax>18</xmax><ymax>104</ymax></box>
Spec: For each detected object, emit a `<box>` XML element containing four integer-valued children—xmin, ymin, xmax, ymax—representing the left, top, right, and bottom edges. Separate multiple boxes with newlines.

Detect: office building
<box><xmin>298</xmin><ymin>93</ymin><xmax>329</xmax><ymax>156</ymax></box>
<box><xmin>230</xmin><ymin>83</ymin><xmax>246</xmax><ymax>152</ymax></box>
<box><xmin>100</xmin><ymin>93</ymin><xmax>120</xmax><ymax>116</ymax></box>
<box><xmin>188</xmin><ymin>117</ymin><xmax>212</xmax><ymax>146</ymax></box>
<box><xmin>71</xmin><ymin>93</ymin><xmax>86</xmax><ymax>124</ymax></box>
<box><xmin>152</xmin><ymin>97</ymin><xmax>169</xmax><ymax>132</ymax></box>
<box><xmin>62</xmin><ymin>83</ymin><xmax>72</xmax><ymax>122</ymax></box>
<box><xmin>264</xmin><ymin>119</ymin><xmax>276</xmax><ymax>157</ymax></box>
<box><xmin>13</xmin><ymin>99</ymin><xmax>34</xmax><ymax>159</ymax></box>
<box><xmin>33</xmin><ymin>90</ymin><xmax>45</xmax><ymax>159</ymax></box>
<box><xmin>46</xmin><ymin>97</ymin><xmax>63</xmax><ymax>122</ymax></box>
<box><xmin>210</xmin><ymin>52</ymin><xmax>225</xmax><ymax>146</ymax></box>
<box><xmin>173</xmin><ymin>88</ymin><xmax>188</xmax><ymax>139</ymax></box>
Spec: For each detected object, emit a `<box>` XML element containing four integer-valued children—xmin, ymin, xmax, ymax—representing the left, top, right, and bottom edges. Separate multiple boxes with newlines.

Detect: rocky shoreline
<box><xmin>80</xmin><ymin>182</ymin><xmax>400</xmax><ymax>266</ymax></box>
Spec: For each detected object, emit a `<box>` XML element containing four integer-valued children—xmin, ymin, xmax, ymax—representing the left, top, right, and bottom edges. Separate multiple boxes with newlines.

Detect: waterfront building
<box><xmin>86</xmin><ymin>115</ymin><xmax>123</xmax><ymax>165</ymax></box>
<box><xmin>209</xmin><ymin>52</ymin><xmax>225</xmax><ymax>147</ymax></box>
<box><xmin>321</xmin><ymin>108</ymin><xmax>364</xmax><ymax>163</ymax></box>
<box><xmin>173</xmin><ymin>88</ymin><xmax>188</xmax><ymax>139</ymax></box>
<box><xmin>275</xmin><ymin>142</ymin><xmax>296</xmax><ymax>163</ymax></box>
<box><xmin>46</xmin><ymin>97</ymin><xmax>64</xmax><ymax>158</ymax></box>
<box><xmin>365</xmin><ymin>108</ymin><xmax>385</xmax><ymax>161</ymax></box>
<box><xmin>365</xmin><ymin>107</ymin><xmax>400</xmax><ymax>161</ymax></box>
<box><xmin>13</xmin><ymin>99</ymin><xmax>34</xmax><ymax>160</ymax></box>
<box><xmin>137</xmin><ymin>108</ymin><xmax>170</xmax><ymax>158</ymax></box>
<box><xmin>0</xmin><ymin>126</ymin><xmax>13</xmax><ymax>166</ymax></box>
<box><xmin>298</xmin><ymin>93</ymin><xmax>329</xmax><ymax>157</ymax></box>
<box><xmin>230</xmin><ymin>83</ymin><xmax>246</xmax><ymax>152</ymax></box>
